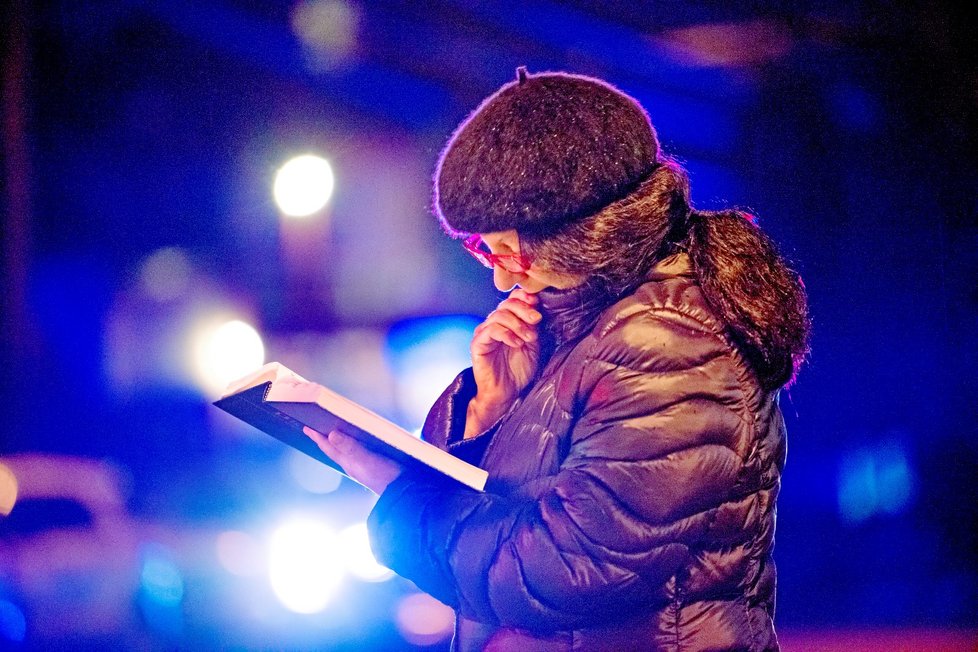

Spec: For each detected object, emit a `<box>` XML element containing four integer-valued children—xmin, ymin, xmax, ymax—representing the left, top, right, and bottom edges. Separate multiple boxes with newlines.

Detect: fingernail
<box><xmin>529</xmin><ymin>311</ymin><xmax>542</xmax><ymax>322</ymax></box>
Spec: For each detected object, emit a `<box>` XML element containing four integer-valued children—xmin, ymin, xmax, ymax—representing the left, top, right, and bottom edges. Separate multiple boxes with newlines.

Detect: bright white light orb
<box><xmin>338</xmin><ymin>522</ymin><xmax>394</xmax><ymax>582</ymax></box>
<box><xmin>268</xmin><ymin>518</ymin><xmax>344</xmax><ymax>614</ymax></box>
<box><xmin>273</xmin><ymin>154</ymin><xmax>335</xmax><ymax>217</ymax></box>
<box><xmin>192</xmin><ymin>319</ymin><xmax>265</xmax><ymax>395</ymax></box>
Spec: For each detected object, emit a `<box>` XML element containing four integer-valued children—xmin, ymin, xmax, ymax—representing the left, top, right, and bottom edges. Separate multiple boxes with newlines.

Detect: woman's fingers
<box><xmin>473</xmin><ymin>322</ymin><xmax>525</xmax><ymax>350</ymax></box>
<box><xmin>510</xmin><ymin>288</ymin><xmax>539</xmax><ymax>306</ymax></box>
<box><xmin>486</xmin><ymin>309</ymin><xmax>537</xmax><ymax>342</ymax></box>
<box><xmin>304</xmin><ymin>426</ymin><xmax>338</xmax><ymax>452</ymax></box>
<box><xmin>496</xmin><ymin>297</ymin><xmax>543</xmax><ymax>326</ymax></box>
<box><xmin>305</xmin><ymin>428</ymin><xmax>365</xmax><ymax>476</ymax></box>
<box><xmin>478</xmin><ymin>297</ymin><xmax>540</xmax><ymax>336</ymax></box>
<box><xmin>468</xmin><ymin>289</ymin><xmax>543</xmax><ymax>410</ymax></box>
<box><xmin>302</xmin><ymin>427</ymin><xmax>403</xmax><ymax>495</ymax></box>
<box><xmin>303</xmin><ymin>426</ymin><xmax>346</xmax><ymax>470</ymax></box>
<box><xmin>303</xmin><ymin>425</ymin><xmax>328</xmax><ymax>446</ymax></box>
<box><xmin>471</xmin><ymin>288</ymin><xmax>543</xmax><ymax>354</ymax></box>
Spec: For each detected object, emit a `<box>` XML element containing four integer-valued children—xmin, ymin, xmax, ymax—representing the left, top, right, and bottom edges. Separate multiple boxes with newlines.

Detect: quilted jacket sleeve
<box><xmin>367</xmin><ymin>306</ymin><xmax>750</xmax><ymax>630</ymax></box>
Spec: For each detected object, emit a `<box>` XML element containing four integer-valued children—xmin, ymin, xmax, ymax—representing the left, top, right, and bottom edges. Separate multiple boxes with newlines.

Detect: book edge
<box><xmin>219</xmin><ymin>362</ymin><xmax>308</xmax><ymax>399</ymax></box>
<box><xmin>306</xmin><ymin>388</ymin><xmax>487</xmax><ymax>490</ymax></box>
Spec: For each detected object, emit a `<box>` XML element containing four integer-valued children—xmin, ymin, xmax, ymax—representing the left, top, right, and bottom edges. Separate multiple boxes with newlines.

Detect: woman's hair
<box><xmin>522</xmin><ymin>158</ymin><xmax>810</xmax><ymax>390</ymax></box>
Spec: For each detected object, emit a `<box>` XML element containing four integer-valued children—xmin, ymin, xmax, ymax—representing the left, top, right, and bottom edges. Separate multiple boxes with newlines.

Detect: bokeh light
<box><xmin>273</xmin><ymin>154</ymin><xmax>335</xmax><ymax>218</ymax></box>
<box><xmin>268</xmin><ymin>518</ymin><xmax>344</xmax><ymax>614</ymax></box>
<box><xmin>0</xmin><ymin>600</ymin><xmax>27</xmax><ymax>645</ymax></box>
<box><xmin>0</xmin><ymin>462</ymin><xmax>17</xmax><ymax>515</ymax></box>
<box><xmin>138</xmin><ymin>544</ymin><xmax>186</xmax><ymax>638</ymax></box>
<box><xmin>284</xmin><ymin>448</ymin><xmax>343</xmax><ymax>495</ymax></box>
<box><xmin>216</xmin><ymin>530</ymin><xmax>265</xmax><ymax>577</ymax></box>
<box><xmin>395</xmin><ymin>592</ymin><xmax>454</xmax><ymax>646</ymax></box>
<box><xmin>338</xmin><ymin>523</ymin><xmax>394</xmax><ymax>583</ymax></box>
<box><xmin>291</xmin><ymin>0</ymin><xmax>360</xmax><ymax>71</ymax></box>
<box><xmin>386</xmin><ymin>316</ymin><xmax>480</xmax><ymax>430</ymax></box>
<box><xmin>139</xmin><ymin>247</ymin><xmax>192</xmax><ymax>302</ymax></box>
<box><xmin>140</xmin><ymin>545</ymin><xmax>185</xmax><ymax>607</ymax></box>
<box><xmin>838</xmin><ymin>440</ymin><xmax>916</xmax><ymax>524</ymax></box>
<box><xmin>191</xmin><ymin>318</ymin><xmax>265</xmax><ymax>395</ymax></box>
<box><xmin>9</xmin><ymin>0</ymin><xmax>978</xmax><ymax>645</ymax></box>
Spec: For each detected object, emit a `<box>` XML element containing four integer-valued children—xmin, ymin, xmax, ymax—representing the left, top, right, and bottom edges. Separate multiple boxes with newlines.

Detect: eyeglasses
<box><xmin>462</xmin><ymin>234</ymin><xmax>533</xmax><ymax>273</ymax></box>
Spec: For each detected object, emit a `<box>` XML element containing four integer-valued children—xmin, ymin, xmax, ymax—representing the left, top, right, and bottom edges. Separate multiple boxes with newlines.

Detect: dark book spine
<box><xmin>213</xmin><ymin>383</ymin><xmax>345</xmax><ymax>474</ymax></box>
<box><xmin>213</xmin><ymin>382</ymin><xmax>480</xmax><ymax>490</ymax></box>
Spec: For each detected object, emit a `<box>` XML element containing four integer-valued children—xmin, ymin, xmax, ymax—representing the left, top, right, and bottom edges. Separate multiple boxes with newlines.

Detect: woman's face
<box><xmin>479</xmin><ymin>230</ymin><xmax>582</xmax><ymax>294</ymax></box>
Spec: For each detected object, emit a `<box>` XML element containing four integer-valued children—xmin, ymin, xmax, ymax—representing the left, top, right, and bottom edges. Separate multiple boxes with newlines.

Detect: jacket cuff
<box><xmin>367</xmin><ymin>471</ymin><xmax>460</xmax><ymax>608</ymax></box>
<box><xmin>447</xmin><ymin>408</ymin><xmax>507</xmax><ymax>468</ymax></box>
<box><xmin>419</xmin><ymin>368</ymin><xmax>478</xmax><ymax>450</ymax></box>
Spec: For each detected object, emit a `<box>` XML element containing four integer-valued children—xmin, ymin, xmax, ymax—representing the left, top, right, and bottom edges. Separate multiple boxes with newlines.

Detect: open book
<box><xmin>213</xmin><ymin>362</ymin><xmax>488</xmax><ymax>492</ymax></box>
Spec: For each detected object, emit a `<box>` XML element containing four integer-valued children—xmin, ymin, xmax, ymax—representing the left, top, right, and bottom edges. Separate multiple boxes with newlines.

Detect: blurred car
<box><xmin>0</xmin><ymin>454</ymin><xmax>143</xmax><ymax>647</ymax></box>
<box><xmin>0</xmin><ymin>453</ymin><xmax>439</xmax><ymax>650</ymax></box>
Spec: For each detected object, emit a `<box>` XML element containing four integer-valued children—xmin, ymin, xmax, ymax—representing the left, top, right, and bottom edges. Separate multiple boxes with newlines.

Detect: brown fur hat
<box><xmin>434</xmin><ymin>67</ymin><xmax>660</xmax><ymax>237</ymax></box>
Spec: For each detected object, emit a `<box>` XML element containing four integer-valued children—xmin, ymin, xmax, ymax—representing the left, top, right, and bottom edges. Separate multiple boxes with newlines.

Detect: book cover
<box><xmin>213</xmin><ymin>363</ymin><xmax>487</xmax><ymax>491</ymax></box>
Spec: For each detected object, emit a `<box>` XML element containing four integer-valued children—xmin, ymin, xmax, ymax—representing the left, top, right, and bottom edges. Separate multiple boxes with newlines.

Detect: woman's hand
<box><xmin>466</xmin><ymin>288</ymin><xmax>543</xmax><ymax>437</ymax></box>
<box><xmin>302</xmin><ymin>427</ymin><xmax>403</xmax><ymax>495</ymax></box>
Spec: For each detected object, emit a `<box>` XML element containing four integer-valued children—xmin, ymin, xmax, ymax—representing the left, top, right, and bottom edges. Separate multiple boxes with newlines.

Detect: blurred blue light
<box><xmin>876</xmin><ymin>442</ymin><xmax>914</xmax><ymax>515</ymax></box>
<box><xmin>0</xmin><ymin>599</ymin><xmax>27</xmax><ymax>644</ymax></box>
<box><xmin>284</xmin><ymin>448</ymin><xmax>343</xmax><ymax>495</ymax></box>
<box><xmin>838</xmin><ymin>440</ymin><xmax>915</xmax><ymax>524</ymax></box>
<box><xmin>140</xmin><ymin>544</ymin><xmax>185</xmax><ymax>606</ymax></box>
<box><xmin>138</xmin><ymin>544</ymin><xmax>185</xmax><ymax>639</ymax></box>
<box><xmin>838</xmin><ymin>449</ymin><xmax>877</xmax><ymax>524</ymax></box>
<box><xmin>386</xmin><ymin>315</ymin><xmax>481</xmax><ymax>431</ymax></box>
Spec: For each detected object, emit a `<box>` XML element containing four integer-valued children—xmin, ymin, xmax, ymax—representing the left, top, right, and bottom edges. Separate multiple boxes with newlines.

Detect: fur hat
<box><xmin>434</xmin><ymin>67</ymin><xmax>660</xmax><ymax>237</ymax></box>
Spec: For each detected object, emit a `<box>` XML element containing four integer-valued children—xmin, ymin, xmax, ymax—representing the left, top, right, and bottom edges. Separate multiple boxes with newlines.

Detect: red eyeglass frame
<box><xmin>462</xmin><ymin>234</ymin><xmax>533</xmax><ymax>273</ymax></box>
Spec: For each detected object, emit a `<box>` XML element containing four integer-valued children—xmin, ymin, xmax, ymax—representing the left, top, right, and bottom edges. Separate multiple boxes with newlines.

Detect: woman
<box><xmin>305</xmin><ymin>69</ymin><xmax>809</xmax><ymax>651</ymax></box>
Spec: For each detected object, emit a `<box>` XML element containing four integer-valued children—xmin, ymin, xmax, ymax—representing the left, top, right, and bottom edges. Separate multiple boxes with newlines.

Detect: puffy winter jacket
<box><xmin>368</xmin><ymin>252</ymin><xmax>786</xmax><ymax>651</ymax></box>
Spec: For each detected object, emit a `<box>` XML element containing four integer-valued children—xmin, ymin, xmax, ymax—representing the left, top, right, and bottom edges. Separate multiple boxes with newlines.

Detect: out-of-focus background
<box><xmin>1</xmin><ymin>1</ymin><xmax>976</xmax><ymax>650</ymax></box>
